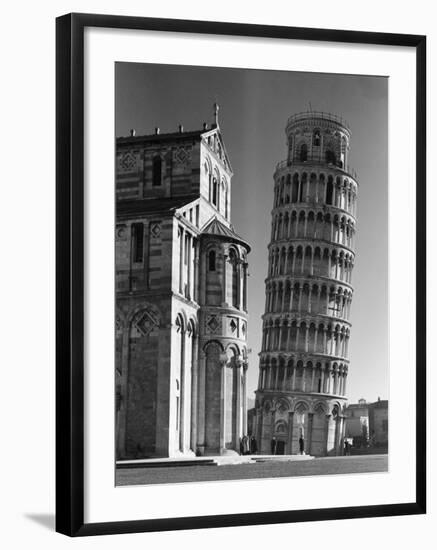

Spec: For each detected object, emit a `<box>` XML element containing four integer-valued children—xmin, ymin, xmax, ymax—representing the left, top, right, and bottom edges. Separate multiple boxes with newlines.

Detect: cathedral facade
<box><xmin>254</xmin><ymin>112</ymin><xmax>358</xmax><ymax>456</ymax></box>
<box><xmin>115</xmin><ymin>108</ymin><xmax>250</xmax><ymax>460</ymax></box>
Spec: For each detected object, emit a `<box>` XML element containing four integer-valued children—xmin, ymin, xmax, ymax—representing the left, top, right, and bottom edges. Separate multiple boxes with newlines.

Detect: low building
<box><xmin>368</xmin><ymin>398</ymin><xmax>388</xmax><ymax>448</ymax></box>
<box><xmin>344</xmin><ymin>397</ymin><xmax>388</xmax><ymax>453</ymax></box>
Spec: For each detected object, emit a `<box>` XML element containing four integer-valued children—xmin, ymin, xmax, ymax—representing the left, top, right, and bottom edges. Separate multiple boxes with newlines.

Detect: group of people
<box><xmin>239</xmin><ymin>435</ymin><xmax>258</xmax><ymax>455</ymax></box>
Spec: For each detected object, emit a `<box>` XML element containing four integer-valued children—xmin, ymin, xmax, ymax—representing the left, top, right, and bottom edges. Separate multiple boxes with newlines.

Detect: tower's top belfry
<box><xmin>284</xmin><ymin>111</ymin><xmax>351</xmax><ymax>171</ymax></box>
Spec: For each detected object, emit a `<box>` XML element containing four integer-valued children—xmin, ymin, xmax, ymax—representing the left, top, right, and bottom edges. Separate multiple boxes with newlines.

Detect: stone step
<box><xmin>117</xmin><ymin>453</ymin><xmax>315</xmax><ymax>469</ymax></box>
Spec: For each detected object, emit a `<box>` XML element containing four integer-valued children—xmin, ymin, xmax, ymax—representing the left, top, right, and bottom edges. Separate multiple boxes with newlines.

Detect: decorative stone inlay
<box><xmin>119</xmin><ymin>151</ymin><xmax>136</xmax><ymax>171</ymax></box>
<box><xmin>174</xmin><ymin>146</ymin><xmax>191</xmax><ymax>166</ymax></box>
<box><xmin>150</xmin><ymin>222</ymin><xmax>161</xmax><ymax>238</ymax></box>
<box><xmin>229</xmin><ymin>319</ymin><xmax>237</xmax><ymax>333</ymax></box>
<box><xmin>206</xmin><ymin>315</ymin><xmax>220</xmax><ymax>334</ymax></box>
<box><xmin>135</xmin><ymin>309</ymin><xmax>160</xmax><ymax>336</ymax></box>
<box><xmin>116</xmin><ymin>224</ymin><xmax>127</xmax><ymax>240</ymax></box>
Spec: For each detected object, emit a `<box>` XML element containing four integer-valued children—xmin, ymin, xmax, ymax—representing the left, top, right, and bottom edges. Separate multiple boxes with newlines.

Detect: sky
<box><xmin>115</xmin><ymin>62</ymin><xmax>388</xmax><ymax>405</ymax></box>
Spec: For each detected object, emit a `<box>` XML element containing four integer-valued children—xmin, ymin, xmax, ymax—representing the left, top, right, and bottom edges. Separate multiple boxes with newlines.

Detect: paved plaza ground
<box><xmin>116</xmin><ymin>454</ymin><xmax>388</xmax><ymax>486</ymax></box>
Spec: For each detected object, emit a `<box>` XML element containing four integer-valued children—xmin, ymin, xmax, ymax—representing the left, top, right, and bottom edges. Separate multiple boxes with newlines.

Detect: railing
<box><xmin>286</xmin><ymin>111</ymin><xmax>350</xmax><ymax>131</ymax></box>
<box><xmin>274</xmin><ymin>159</ymin><xmax>358</xmax><ymax>180</ymax></box>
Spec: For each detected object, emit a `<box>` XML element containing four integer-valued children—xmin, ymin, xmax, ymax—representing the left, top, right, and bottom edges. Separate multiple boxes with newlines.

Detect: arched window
<box><xmin>313</xmin><ymin>130</ymin><xmax>321</xmax><ymax>146</ymax></box>
<box><xmin>299</xmin><ymin>173</ymin><xmax>306</xmax><ymax>202</ymax></box>
<box><xmin>131</xmin><ymin>223</ymin><xmax>144</xmax><ymax>263</ymax></box>
<box><xmin>291</xmin><ymin>173</ymin><xmax>299</xmax><ymax>203</ymax></box>
<box><xmin>325</xmin><ymin>150</ymin><xmax>336</xmax><ymax>165</ymax></box>
<box><xmin>152</xmin><ymin>155</ymin><xmax>162</xmax><ymax>186</ymax></box>
<box><xmin>229</xmin><ymin>249</ymin><xmax>238</xmax><ymax>308</ymax></box>
<box><xmin>208</xmin><ymin>250</ymin><xmax>216</xmax><ymax>271</ymax></box>
<box><xmin>212</xmin><ymin>177</ymin><xmax>218</xmax><ymax>207</ymax></box>
<box><xmin>300</xmin><ymin>143</ymin><xmax>308</xmax><ymax>162</ymax></box>
<box><xmin>326</xmin><ymin>177</ymin><xmax>334</xmax><ymax>205</ymax></box>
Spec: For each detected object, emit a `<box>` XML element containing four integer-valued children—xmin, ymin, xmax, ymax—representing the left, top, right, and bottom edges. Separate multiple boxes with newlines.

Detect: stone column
<box><xmin>287</xmin><ymin>411</ymin><xmax>294</xmax><ymax>454</ymax></box>
<box><xmin>193</xmin><ymin>240</ymin><xmax>200</xmax><ymax>302</ymax></box>
<box><xmin>238</xmin><ymin>260</ymin><xmax>243</xmax><ymax>310</ymax></box>
<box><xmin>222</xmin><ymin>253</ymin><xmax>228</xmax><ymax>305</ymax></box>
<box><xmin>282</xmin><ymin>364</ymin><xmax>288</xmax><ymax>390</ymax></box>
<box><xmin>325</xmin><ymin>366</ymin><xmax>331</xmax><ymax>393</ymax></box>
<box><xmin>281</xmin><ymin>286</ymin><xmax>286</xmax><ymax>311</ymax></box>
<box><xmin>258</xmin><ymin>366</ymin><xmax>263</xmax><ymax>390</ymax></box>
<box><xmin>186</xmin><ymin>233</ymin><xmax>192</xmax><ymax>300</ymax></box>
<box><xmin>243</xmin><ymin>263</ymin><xmax>248</xmax><ymax>311</ymax></box>
<box><xmin>219</xmin><ymin>358</ymin><xmax>228</xmax><ymax>453</ymax></box>
<box><xmin>196</xmin><ymin>350</ymin><xmax>206</xmax><ymax>451</ymax></box>
<box><xmin>334</xmin><ymin>414</ymin><xmax>341</xmax><ymax>455</ymax></box>
<box><xmin>291</xmin><ymin>364</ymin><xmax>297</xmax><ymax>391</ymax></box>
<box><xmin>297</xmin><ymin>285</ymin><xmax>303</xmax><ymax>311</ymax></box>
<box><xmin>242</xmin><ymin>362</ymin><xmax>248</xmax><ymax>435</ymax></box>
<box><xmin>310</xmin><ymin>365</ymin><xmax>315</xmax><ymax>393</ymax></box>
<box><xmin>190</xmin><ymin>334</ymin><xmax>199</xmax><ymax>452</ymax></box>
<box><xmin>286</xmin><ymin>324</ymin><xmax>291</xmax><ymax>351</ymax></box>
<box><xmin>179</xmin><ymin>328</ymin><xmax>186</xmax><ymax>453</ymax></box>
<box><xmin>270</xmin><ymin>409</ymin><xmax>276</xmax><ymax>450</ymax></box>
<box><xmin>179</xmin><ymin>226</ymin><xmax>184</xmax><ymax>294</ymax></box>
<box><xmin>116</xmin><ymin>323</ymin><xmax>130</xmax><ymax>458</ymax></box>
<box><xmin>307</xmin><ymin>412</ymin><xmax>314</xmax><ymax>455</ymax></box>
<box><xmin>320</xmin><ymin>365</ymin><xmax>325</xmax><ymax>394</ymax></box>
<box><xmin>324</xmin><ymin>414</ymin><xmax>331</xmax><ymax>456</ymax></box>
<box><xmin>235</xmin><ymin>362</ymin><xmax>242</xmax><ymax>444</ymax></box>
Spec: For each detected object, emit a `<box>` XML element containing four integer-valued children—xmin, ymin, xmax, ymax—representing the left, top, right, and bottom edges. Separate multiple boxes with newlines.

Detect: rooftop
<box><xmin>117</xmin><ymin>128</ymin><xmax>209</xmax><ymax>145</ymax></box>
<box><xmin>201</xmin><ymin>217</ymin><xmax>251</xmax><ymax>252</ymax></box>
<box><xmin>286</xmin><ymin>111</ymin><xmax>351</xmax><ymax>134</ymax></box>
<box><xmin>117</xmin><ymin>194</ymin><xmax>198</xmax><ymax>217</ymax></box>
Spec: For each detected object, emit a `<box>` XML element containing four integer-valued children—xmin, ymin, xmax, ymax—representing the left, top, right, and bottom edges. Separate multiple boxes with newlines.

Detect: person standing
<box><xmin>299</xmin><ymin>434</ymin><xmax>305</xmax><ymax>455</ymax></box>
<box><xmin>271</xmin><ymin>436</ymin><xmax>277</xmax><ymax>455</ymax></box>
<box><xmin>250</xmin><ymin>435</ymin><xmax>258</xmax><ymax>455</ymax></box>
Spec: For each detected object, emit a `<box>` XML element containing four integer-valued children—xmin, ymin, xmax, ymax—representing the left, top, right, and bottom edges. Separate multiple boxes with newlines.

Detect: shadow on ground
<box><xmin>25</xmin><ymin>513</ymin><xmax>55</xmax><ymax>531</ymax></box>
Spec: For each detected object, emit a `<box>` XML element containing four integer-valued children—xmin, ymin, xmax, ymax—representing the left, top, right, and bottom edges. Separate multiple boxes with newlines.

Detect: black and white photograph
<box><xmin>114</xmin><ymin>63</ymin><xmax>389</xmax><ymax>486</ymax></box>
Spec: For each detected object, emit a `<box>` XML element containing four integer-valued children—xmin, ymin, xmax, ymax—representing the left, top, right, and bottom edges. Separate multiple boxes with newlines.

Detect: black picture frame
<box><xmin>56</xmin><ymin>12</ymin><xmax>426</xmax><ymax>537</ymax></box>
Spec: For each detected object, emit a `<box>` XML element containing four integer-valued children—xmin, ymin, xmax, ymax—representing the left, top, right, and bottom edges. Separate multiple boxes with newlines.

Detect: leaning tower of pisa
<box><xmin>254</xmin><ymin>112</ymin><xmax>358</xmax><ymax>457</ymax></box>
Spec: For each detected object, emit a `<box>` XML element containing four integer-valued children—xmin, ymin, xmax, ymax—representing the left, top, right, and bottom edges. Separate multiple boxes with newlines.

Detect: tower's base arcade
<box><xmin>254</xmin><ymin>394</ymin><xmax>347</xmax><ymax>457</ymax></box>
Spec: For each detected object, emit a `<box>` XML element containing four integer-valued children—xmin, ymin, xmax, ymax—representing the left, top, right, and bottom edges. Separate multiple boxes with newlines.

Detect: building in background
<box><xmin>344</xmin><ymin>397</ymin><xmax>388</xmax><ymax>453</ymax></box>
<box><xmin>344</xmin><ymin>398</ymin><xmax>369</xmax><ymax>448</ymax></box>
<box><xmin>368</xmin><ymin>398</ymin><xmax>388</xmax><ymax>448</ymax></box>
<box><xmin>115</xmin><ymin>106</ymin><xmax>251</xmax><ymax>459</ymax></box>
<box><xmin>253</xmin><ymin>112</ymin><xmax>359</xmax><ymax>456</ymax></box>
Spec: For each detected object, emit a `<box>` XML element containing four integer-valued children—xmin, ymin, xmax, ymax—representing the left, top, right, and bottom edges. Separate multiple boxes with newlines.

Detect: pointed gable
<box><xmin>201</xmin><ymin>217</ymin><xmax>250</xmax><ymax>251</ymax></box>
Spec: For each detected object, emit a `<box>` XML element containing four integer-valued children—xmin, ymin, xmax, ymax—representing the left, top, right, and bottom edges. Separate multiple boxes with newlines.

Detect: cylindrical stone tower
<box><xmin>254</xmin><ymin>112</ymin><xmax>358</xmax><ymax>457</ymax></box>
